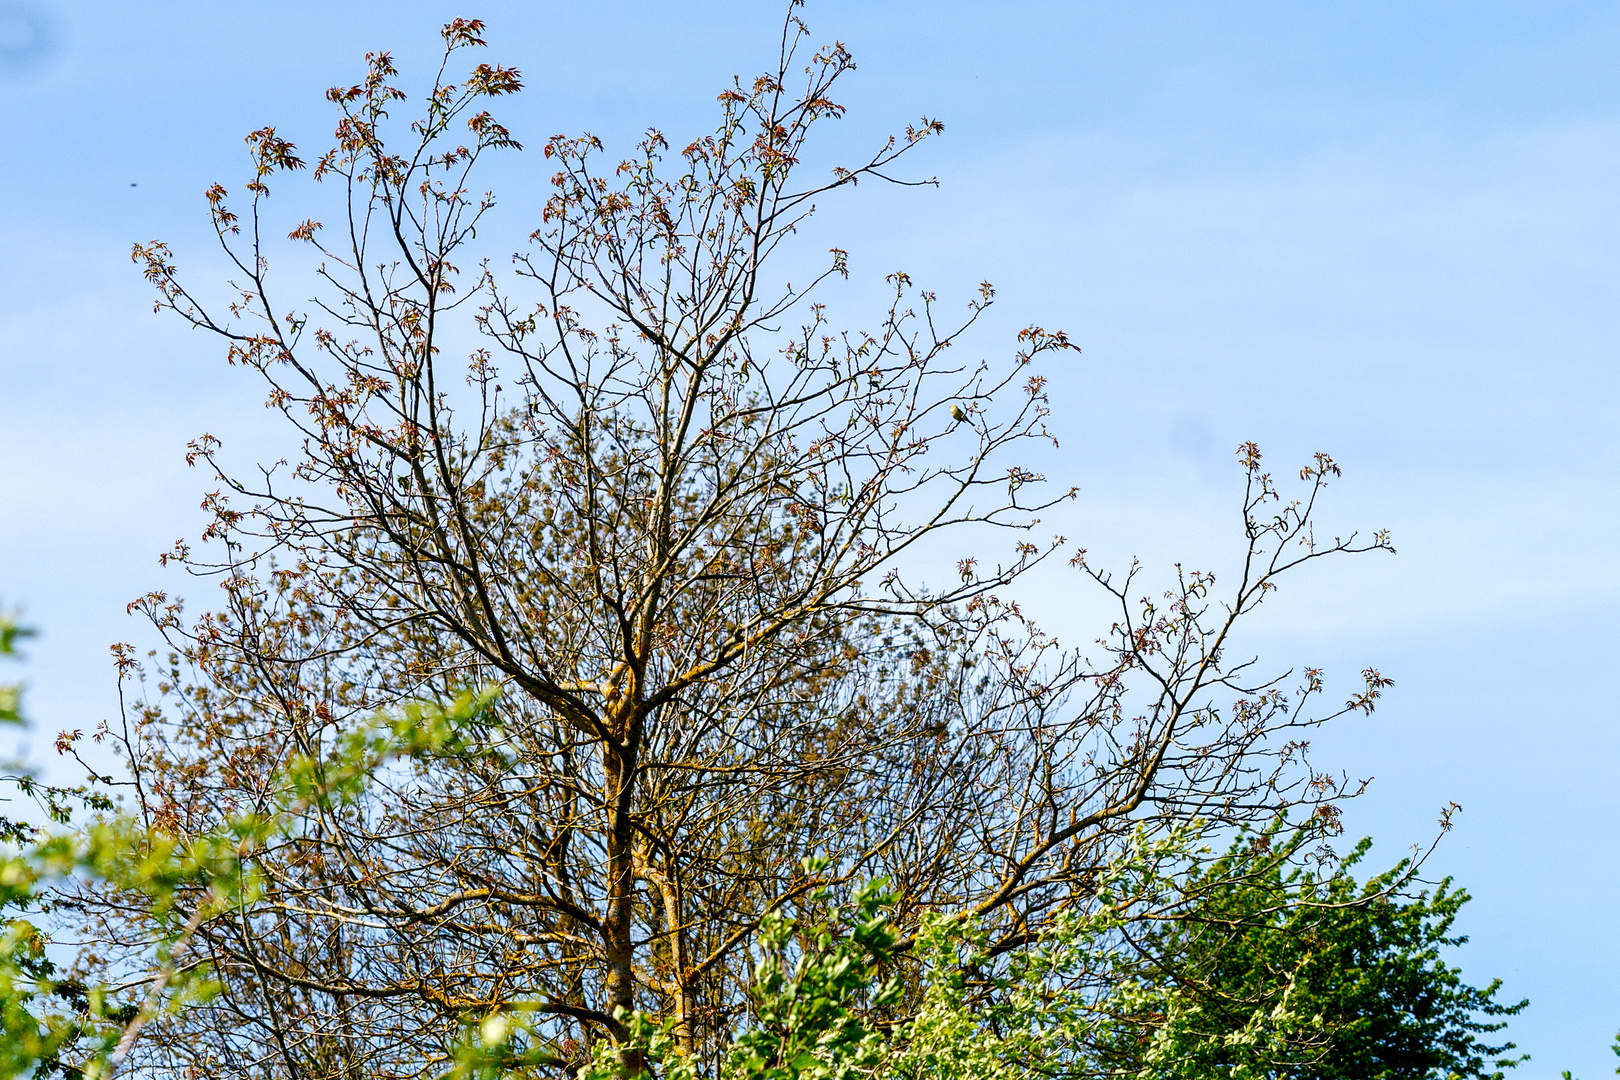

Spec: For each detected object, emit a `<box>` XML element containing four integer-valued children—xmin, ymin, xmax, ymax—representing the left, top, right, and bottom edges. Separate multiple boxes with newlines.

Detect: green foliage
<box><xmin>0</xmin><ymin>613</ymin><xmax>126</xmax><ymax>1075</ymax></box>
<box><xmin>0</xmin><ymin>609</ymin><xmax>27</xmax><ymax>729</ymax></box>
<box><xmin>448</xmin><ymin>870</ymin><xmax>905</xmax><ymax>1080</ymax></box>
<box><xmin>0</xmin><ymin>821</ymin><xmax>231</xmax><ymax>1078</ymax></box>
<box><xmin>0</xmin><ymin>609</ymin><xmax>30</xmax><ymax>848</ymax></box>
<box><xmin>1097</xmin><ymin>828</ymin><xmax>1527</xmax><ymax>1080</ymax></box>
<box><xmin>890</xmin><ymin>829</ymin><xmax>1204</xmax><ymax>1080</ymax></box>
<box><xmin>725</xmin><ymin>875</ymin><xmax>902</xmax><ymax>1080</ymax></box>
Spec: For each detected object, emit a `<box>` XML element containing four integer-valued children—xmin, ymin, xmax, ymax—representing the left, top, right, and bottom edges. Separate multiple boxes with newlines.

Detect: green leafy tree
<box><xmin>878</xmin><ymin>823</ymin><xmax>1525</xmax><ymax>1080</ymax></box>
<box><xmin>1092</xmin><ymin>824</ymin><xmax>1527</xmax><ymax>1080</ymax></box>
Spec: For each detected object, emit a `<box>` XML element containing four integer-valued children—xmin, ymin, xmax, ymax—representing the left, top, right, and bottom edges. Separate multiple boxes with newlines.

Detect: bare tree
<box><xmin>91</xmin><ymin>9</ymin><xmax>1392</xmax><ymax>1078</ymax></box>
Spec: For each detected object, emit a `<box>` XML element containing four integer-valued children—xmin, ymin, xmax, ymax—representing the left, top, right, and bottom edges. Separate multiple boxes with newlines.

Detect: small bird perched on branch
<box><xmin>950</xmin><ymin>404</ymin><xmax>968</xmax><ymax>423</ymax></box>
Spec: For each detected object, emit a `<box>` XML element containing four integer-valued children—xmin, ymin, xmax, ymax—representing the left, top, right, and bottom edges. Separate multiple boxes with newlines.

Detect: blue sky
<box><xmin>2</xmin><ymin>0</ymin><xmax>1617</xmax><ymax>1070</ymax></box>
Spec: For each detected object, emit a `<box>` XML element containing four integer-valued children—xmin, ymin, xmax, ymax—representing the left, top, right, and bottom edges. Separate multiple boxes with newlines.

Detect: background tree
<box><xmin>106</xmin><ymin>7</ymin><xmax>1393</xmax><ymax>1077</ymax></box>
